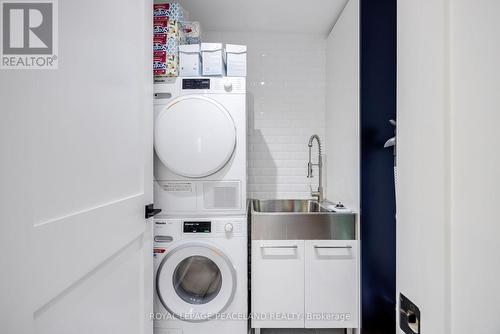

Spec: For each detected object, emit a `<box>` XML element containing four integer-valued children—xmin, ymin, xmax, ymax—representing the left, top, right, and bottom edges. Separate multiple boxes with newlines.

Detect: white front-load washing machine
<box><xmin>153</xmin><ymin>77</ymin><xmax>246</xmax><ymax>216</ymax></box>
<box><xmin>153</xmin><ymin>216</ymin><xmax>247</xmax><ymax>334</ymax></box>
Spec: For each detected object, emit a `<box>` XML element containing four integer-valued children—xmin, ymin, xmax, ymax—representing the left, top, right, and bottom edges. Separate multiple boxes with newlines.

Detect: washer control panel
<box><xmin>153</xmin><ymin>217</ymin><xmax>246</xmax><ymax>241</ymax></box>
<box><xmin>183</xmin><ymin>221</ymin><xmax>211</xmax><ymax>233</ymax></box>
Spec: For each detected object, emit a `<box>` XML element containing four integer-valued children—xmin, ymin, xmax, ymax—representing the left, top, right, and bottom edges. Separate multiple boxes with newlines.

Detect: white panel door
<box><xmin>0</xmin><ymin>1</ymin><xmax>153</xmax><ymax>334</ymax></box>
<box><xmin>304</xmin><ymin>240</ymin><xmax>358</xmax><ymax>329</ymax></box>
<box><xmin>396</xmin><ymin>0</ymin><xmax>450</xmax><ymax>333</ymax></box>
<box><xmin>398</xmin><ymin>1</ymin><xmax>500</xmax><ymax>334</ymax></box>
<box><xmin>251</xmin><ymin>240</ymin><xmax>305</xmax><ymax>328</ymax></box>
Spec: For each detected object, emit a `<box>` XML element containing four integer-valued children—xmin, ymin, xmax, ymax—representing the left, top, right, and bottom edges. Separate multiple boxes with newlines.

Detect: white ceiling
<box><xmin>179</xmin><ymin>0</ymin><xmax>349</xmax><ymax>35</ymax></box>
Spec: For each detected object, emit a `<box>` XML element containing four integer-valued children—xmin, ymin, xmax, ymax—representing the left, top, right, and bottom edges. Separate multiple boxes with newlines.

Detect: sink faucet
<box><xmin>307</xmin><ymin>134</ymin><xmax>323</xmax><ymax>202</ymax></box>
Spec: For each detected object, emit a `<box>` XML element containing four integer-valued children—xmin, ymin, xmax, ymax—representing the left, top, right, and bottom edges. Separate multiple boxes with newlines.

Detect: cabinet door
<box><xmin>251</xmin><ymin>240</ymin><xmax>305</xmax><ymax>328</ymax></box>
<box><xmin>305</xmin><ymin>240</ymin><xmax>359</xmax><ymax>328</ymax></box>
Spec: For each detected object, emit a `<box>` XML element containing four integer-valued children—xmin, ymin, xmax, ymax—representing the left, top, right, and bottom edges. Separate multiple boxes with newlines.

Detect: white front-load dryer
<box><xmin>153</xmin><ymin>216</ymin><xmax>248</xmax><ymax>334</ymax></box>
<box><xmin>153</xmin><ymin>77</ymin><xmax>246</xmax><ymax>216</ymax></box>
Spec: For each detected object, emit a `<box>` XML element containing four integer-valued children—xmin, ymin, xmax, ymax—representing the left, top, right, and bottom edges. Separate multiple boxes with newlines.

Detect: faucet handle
<box><xmin>307</xmin><ymin>162</ymin><xmax>313</xmax><ymax>178</ymax></box>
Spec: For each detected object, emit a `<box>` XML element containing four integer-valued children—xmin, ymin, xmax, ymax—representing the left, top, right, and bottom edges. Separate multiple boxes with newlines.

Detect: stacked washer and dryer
<box><xmin>153</xmin><ymin>77</ymin><xmax>248</xmax><ymax>334</ymax></box>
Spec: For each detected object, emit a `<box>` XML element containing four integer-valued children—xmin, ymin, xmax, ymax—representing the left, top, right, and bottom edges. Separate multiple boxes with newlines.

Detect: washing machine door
<box><xmin>154</xmin><ymin>95</ymin><xmax>236</xmax><ymax>178</ymax></box>
<box><xmin>156</xmin><ymin>242</ymin><xmax>236</xmax><ymax>321</ymax></box>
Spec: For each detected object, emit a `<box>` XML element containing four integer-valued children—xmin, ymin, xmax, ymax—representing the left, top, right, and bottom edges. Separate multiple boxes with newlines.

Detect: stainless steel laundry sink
<box><xmin>252</xmin><ymin>199</ymin><xmax>329</xmax><ymax>213</ymax></box>
<box><xmin>250</xmin><ymin>199</ymin><xmax>357</xmax><ymax>240</ymax></box>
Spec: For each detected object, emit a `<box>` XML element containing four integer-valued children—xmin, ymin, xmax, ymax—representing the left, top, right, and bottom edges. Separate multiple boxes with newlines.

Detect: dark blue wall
<box><xmin>360</xmin><ymin>0</ymin><xmax>397</xmax><ymax>332</ymax></box>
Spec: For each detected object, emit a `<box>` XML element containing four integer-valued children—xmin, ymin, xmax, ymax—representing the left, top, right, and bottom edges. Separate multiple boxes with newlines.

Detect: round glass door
<box><xmin>156</xmin><ymin>242</ymin><xmax>236</xmax><ymax>322</ymax></box>
<box><xmin>154</xmin><ymin>96</ymin><xmax>236</xmax><ymax>178</ymax></box>
<box><xmin>173</xmin><ymin>255</ymin><xmax>222</xmax><ymax>305</ymax></box>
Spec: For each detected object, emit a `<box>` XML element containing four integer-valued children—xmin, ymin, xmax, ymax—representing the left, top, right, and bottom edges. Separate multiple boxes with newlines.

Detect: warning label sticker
<box><xmin>162</xmin><ymin>182</ymin><xmax>193</xmax><ymax>192</ymax></box>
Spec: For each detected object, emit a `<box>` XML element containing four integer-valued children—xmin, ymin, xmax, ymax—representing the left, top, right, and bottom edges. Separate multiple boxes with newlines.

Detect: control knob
<box><xmin>224</xmin><ymin>81</ymin><xmax>233</xmax><ymax>91</ymax></box>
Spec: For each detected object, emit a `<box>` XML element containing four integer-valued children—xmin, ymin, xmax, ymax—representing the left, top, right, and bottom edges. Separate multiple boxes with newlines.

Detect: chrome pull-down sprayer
<box><xmin>307</xmin><ymin>134</ymin><xmax>323</xmax><ymax>202</ymax></box>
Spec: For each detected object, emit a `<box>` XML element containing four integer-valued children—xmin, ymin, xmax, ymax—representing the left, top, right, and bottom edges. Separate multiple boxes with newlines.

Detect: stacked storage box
<box><xmin>179</xmin><ymin>44</ymin><xmax>201</xmax><ymax>77</ymax></box>
<box><xmin>201</xmin><ymin>43</ymin><xmax>224</xmax><ymax>76</ymax></box>
<box><xmin>153</xmin><ymin>2</ymin><xmax>183</xmax><ymax>79</ymax></box>
<box><xmin>178</xmin><ymin>21</ymin><xmax>202</xmax><ymax>76</ymax></box>
<box><xmin>225</xmin><ymin>44</ymin><xmax>247</xmax><ymax>77</ymax></box>
<box><xmin>152</xmin><ymin>3</ymin><xmax>247</xmax><ymax>78</ymax></box>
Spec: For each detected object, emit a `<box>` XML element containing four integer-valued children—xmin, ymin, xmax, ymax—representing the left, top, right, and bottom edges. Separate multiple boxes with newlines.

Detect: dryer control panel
<box><xmin>182</xmin><ymin>78</ymin><xmax>210</xmax><ymax>89</ymax></box>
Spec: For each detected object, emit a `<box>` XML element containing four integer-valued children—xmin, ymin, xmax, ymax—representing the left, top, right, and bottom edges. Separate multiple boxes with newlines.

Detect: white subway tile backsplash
<box><xmin>249</xmin><ymin>152</ymin><xmax>309</xmax><ymax>162</ymax></box>
<box><xmin>249</xmin><ymin>135</ymin><xmax>315</xmax><ymax>144</ymax></box>
<box><xmin>204</xmin><ymin>31</ymin><xmax>326</xmax><ymax>199</ymax></box>
<box><xmin>250</xmin><ymin>143</ymin><xmax>312</xmax><ymax>152</ymax></box>
<box><xmin>249</xmin><ymin>128</ymin><xmax>325</xmax><ymax>136</ymax></box>
<box><xmin>248</xmin><ymin>183</ymin><xmax>312</xmax><ymax>193</ymax></box>
<box><xmin>248</xmin><ymin>167</ymin><xmax>307</xmax><ymax>177</ymax></box>
<box><xmin>250</xmin><ymin>192</ymin><xmax>313</xmax><ymax>200</ymax></box>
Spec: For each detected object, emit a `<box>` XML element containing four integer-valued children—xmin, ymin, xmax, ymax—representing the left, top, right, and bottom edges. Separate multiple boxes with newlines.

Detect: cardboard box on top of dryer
<box><xmin>224</xmin><ymin>44</ymin><xmax>247</xmax><ymax>77</ymax></box>
<box><xmin>179</xmin><ymin>44</ymin><xmax>201</xmax><ymax>77</ymax></box>
<box><xmin>201</xmin><ymin>43</ymin><xmax>224</xmax><ymax>76</ymax></box>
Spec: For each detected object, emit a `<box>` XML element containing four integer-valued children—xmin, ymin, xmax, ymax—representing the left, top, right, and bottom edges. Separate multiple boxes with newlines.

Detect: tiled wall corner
<box><xmin>203</xmin><ymin>31</ymin><xmax>327</xmax><ymax>199</ymax></box>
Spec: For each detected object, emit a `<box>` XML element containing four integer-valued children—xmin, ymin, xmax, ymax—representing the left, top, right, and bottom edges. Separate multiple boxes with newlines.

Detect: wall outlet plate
<box><xmin>400</xmin><ymin>293</ymin><xmax>421</xmax><ymax>334</ymax></box>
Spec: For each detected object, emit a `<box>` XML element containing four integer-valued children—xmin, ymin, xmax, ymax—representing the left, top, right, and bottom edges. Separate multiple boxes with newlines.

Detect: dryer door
<box><xmin>154</xmin><ymin>96</ymin><xmax>236</xmax><ymax>178</ymax></box>
<box><xmin>156</xmin><ymin>242</ymin><xmax>237</xmax><ymax>321</ymax></box>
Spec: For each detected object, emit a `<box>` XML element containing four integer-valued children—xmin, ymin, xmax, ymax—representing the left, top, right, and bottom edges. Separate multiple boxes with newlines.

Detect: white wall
<box><xmin>324</xmin><ymin>4</ymin><xmax>360</xmax><ymax>332</ymax></box>
<box><xmin>204</xmin><ymin>31</ymin><xmax>327</xmax><ymax>199</ymax></box>
<box><xmin>397</xmin><ymin>0</ymin><xmax>500</xmax><ymax>333</ymax></box>
<box><xmin>450</xmin><ymin>0</ymin><xmax>500</xmax><ymax>332</ymax></box>
<box><xmin>325</xmin><ymin>0</ymin><xmax>359</xmax><ymax>211</ymax></box>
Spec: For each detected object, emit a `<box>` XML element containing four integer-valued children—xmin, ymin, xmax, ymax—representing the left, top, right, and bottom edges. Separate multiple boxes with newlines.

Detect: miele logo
<box><xmin>1</xmin><ymin>0</ymin><xmax>58</xmax><ymax>69</ymax></box>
